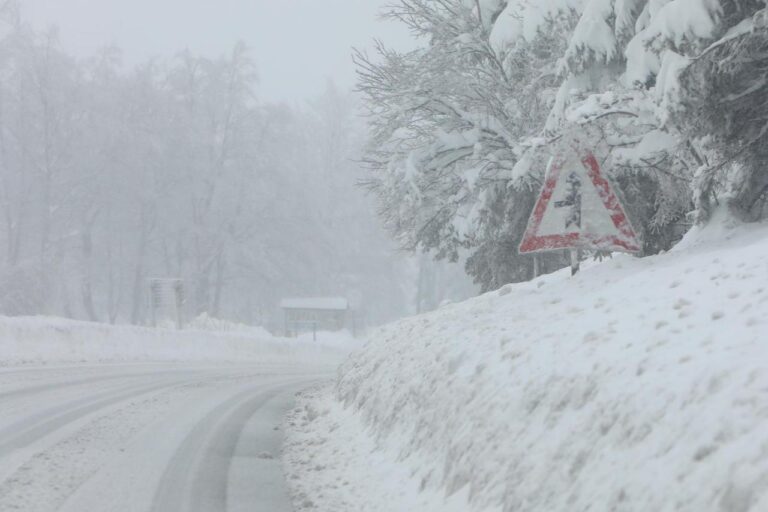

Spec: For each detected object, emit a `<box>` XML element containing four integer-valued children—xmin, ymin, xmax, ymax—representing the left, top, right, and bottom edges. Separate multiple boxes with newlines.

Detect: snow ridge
<box><xmin>0</xmin><ymin>316</ymin><xmax>354</xmax><ymax>366</ymax></box>
<box><xmin>287</xmin><ymin>217</ymin><xmax>768</xmax><ymax>512</ymax></box>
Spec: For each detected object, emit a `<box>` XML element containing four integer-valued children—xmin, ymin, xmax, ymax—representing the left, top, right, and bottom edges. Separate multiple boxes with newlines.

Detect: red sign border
<box><xmin>519</xmin><ymin>150</ymin><xmax>641</xmax><ymax>254</ymax></box>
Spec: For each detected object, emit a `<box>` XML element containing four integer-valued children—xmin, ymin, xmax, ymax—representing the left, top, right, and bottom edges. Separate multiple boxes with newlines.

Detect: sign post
<box><xmin>519</xmin><ymin>140</ymin><xmax>640</xmax><ymax>273</ymax></box>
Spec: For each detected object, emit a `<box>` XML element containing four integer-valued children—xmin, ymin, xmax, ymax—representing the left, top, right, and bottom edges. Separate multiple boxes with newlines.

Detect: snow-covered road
<box><xmin>0</xmin><ymin>362</ymin><xmax>329</xmax><ymax>512</ymax></box>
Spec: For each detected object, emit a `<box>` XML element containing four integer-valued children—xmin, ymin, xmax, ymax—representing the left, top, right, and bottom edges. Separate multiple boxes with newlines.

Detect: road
<box><xmin>0</xmin><ymin>362</ymin><xmax>329</xmax><ymax>512</ymax></box>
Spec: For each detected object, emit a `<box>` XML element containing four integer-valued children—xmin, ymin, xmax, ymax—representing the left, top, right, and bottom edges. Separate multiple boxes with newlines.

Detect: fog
<box><xmin>0</xmin><ymin>0</ymin><xmax>475</xmax><ymax>332</ymax></box>
<box><xmin>22</xmin><ymin>0</ymin><xmax>417</xmax><ymax>102</ymax></box>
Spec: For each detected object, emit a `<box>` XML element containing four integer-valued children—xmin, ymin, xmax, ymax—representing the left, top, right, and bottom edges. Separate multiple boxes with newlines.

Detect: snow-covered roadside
<box><xmin>0</xmin><ymin>316</ymin><xmax>356</xmax><ymax>367</ymax></box>
<box><xmin>284</xmin><ymin>384</ymin><xmax>490</xmax><ymax>512</ymax></box>
<box><xmin>284</xmin><ymin>213</ymin><xmax>768</xmax><ymax>512</ymax></box>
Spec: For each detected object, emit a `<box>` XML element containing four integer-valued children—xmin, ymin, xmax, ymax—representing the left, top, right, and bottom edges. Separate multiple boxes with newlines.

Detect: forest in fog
<box><xmin>0</xmin><ymin>5</ymin><xmax>455</xmax><ymax>328</ymax></box>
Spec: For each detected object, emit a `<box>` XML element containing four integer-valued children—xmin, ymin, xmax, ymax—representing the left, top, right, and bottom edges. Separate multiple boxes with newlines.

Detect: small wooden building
<box><xmin>280</xmin><ymin>297</ymin><xmax>348</xmax><ymax>336</ymax></box>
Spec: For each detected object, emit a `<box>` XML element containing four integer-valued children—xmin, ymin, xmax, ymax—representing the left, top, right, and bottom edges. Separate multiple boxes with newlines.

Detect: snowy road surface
<box><xmin>0</xmin><ymin>362</ymin><xmax>329</xmax><ymax>512</ymax></box>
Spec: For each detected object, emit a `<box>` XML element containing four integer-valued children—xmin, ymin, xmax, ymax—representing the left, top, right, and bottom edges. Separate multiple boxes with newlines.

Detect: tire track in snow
<box><xmin>150</xmin><ymin>378</ymin><xmax>310</xmax><ymax>512</ymax></box>
<box><xmin>0</xmin><ymin>366</ymin><xmax>327</xmax><ymax>512</ymax></box>
<box><xmin>0</xmin><ymin>372</ymin><xmax>235</xmax><ymax>512</ymax></box>
<box><xmin>0</xmin><ymin>370</ymin><xmax>197</xmax><ymax>405</ymax></box>
<box><xmin>0</xmin><ymin>377</ymin><xmax>195</xmax><ymax>459</ymax></box>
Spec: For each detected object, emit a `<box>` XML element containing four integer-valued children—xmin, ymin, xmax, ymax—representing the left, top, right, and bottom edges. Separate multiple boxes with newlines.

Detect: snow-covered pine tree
<box><xmin>554</xmin><ymin>0</ymin><xmax>768</xmax><ymax>234</ymax></box>
<box><xmin>533</xmin><ymin>0</ymin><xmax>699</xmax><ymax>253</ymax></box>
<box><xmin>675</xmin><ymin>2</ymin><xmax>768</xmax><ymax>221</ymax></box>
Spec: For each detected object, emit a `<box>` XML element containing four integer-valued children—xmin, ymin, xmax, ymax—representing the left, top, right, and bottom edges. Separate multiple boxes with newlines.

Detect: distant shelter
<box><xmin>280</xmin><ymin>297</ymin><xmax>349</xmax><ymax>336</ymax></box>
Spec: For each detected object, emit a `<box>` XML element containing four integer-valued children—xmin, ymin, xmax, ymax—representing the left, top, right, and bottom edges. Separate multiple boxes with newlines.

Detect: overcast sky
<box><xmin>22</xmin><ymin>0</ymin><xmax>416</xmax><ymax>102</ymax></box>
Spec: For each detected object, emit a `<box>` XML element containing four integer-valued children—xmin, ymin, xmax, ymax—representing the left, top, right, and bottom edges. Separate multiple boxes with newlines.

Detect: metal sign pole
<box><xmin>570</xmin><ymin>249</ymin><xmax>580</xmax><ymax>276</ymax></box>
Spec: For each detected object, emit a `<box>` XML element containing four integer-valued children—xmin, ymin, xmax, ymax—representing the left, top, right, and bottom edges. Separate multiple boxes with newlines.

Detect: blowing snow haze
<box><xmin>22</xmin><ymin>0</ymin><xmax>416</xmax><ymax>102</ymax></box>
<box><xmin>0</xmin><ymin>0</ymin><xmax>472</xmax><ymax>329</ymax></box>
<box><xmin>2</xmin><ymin>1</ymin><xmax>768</xmax><ymax>512</ymax></box>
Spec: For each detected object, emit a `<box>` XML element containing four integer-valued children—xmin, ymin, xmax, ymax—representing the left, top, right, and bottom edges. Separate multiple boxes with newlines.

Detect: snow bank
<box><xmin>0</xmin><ymin>316</ymin><xmax>356</xmax><ymax>367</ymax></box>
<box><xmin>185</xmin><ymin>312</ymin><xmax>273</xmax><ymax>337</ymax></box>
<box><xmin>285</xmin><ymin>216</ymin><xmax>768</xmax><ymax>512</ymax></box>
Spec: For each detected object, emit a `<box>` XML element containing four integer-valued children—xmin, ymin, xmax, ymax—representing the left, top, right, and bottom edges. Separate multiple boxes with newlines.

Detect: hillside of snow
<box><xmin>284</xmin><ymin>213</ymin><xmax>768</xmax><ymax>512</ymax></box>
<box><xmin>0</xmin><ymin>316</ymin><xmax>355</xmax><ymax>367</ymax></box>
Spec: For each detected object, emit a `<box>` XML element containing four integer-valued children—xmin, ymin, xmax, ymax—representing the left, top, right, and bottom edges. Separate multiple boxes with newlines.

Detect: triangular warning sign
<box><xmin>519</xmin><ymin>149</ymin><xmax>641</xmax><ymax>254</ymax></box>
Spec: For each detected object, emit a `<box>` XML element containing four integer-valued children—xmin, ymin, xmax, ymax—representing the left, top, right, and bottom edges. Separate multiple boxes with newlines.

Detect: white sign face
<box><xmin>519</xmin><ymin>149</ymin><xmax>641</xmax><ymax>254</ymax></box>
<box><xmin>535</xmin><ymin>154</ymin><xmax>623</xmax><ymax>239</ymax></box>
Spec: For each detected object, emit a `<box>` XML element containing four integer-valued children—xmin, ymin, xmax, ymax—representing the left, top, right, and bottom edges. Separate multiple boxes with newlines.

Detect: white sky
<box><xmin>22</xmin><ymin>0</ymin><xmax>416</xmax><ymax>102</ymax></box>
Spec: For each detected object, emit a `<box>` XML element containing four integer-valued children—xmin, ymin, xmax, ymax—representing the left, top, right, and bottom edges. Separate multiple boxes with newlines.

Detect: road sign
<box><xmin>519</xmin><ymin>147</ymin><xmax>640</xmax><ymax>255</ymax></box>
<box><xmin>149</xmin><ymin>278</ymin><xmax>185</xmax><ymax>329</ymax></box>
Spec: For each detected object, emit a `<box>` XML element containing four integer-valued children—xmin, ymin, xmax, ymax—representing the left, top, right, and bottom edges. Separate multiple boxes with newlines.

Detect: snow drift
<box><xmin>285</xmin><ymin>214</ymin><xmax>768</xmax><ymax>512</ymax></box>
<box><xmin>0</xmin><ymin>316</ymin><xmax>355</xmax><ymax>367</ymax></box>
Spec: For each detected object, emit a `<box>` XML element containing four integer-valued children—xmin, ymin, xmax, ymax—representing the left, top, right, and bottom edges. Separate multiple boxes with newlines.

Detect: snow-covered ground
<box><xmin>0</xmin><ymin>315</ymin><xmax>356</xmax><ymax>367</ymax></box>
<box><xmin>0</xmin><ymin>316</ymin><xmax>356</xmax><ymax>511</ymax></box>
<box><xmin>284</xmin><ymin>212</ymin><xmax>768</xmax><ymax>512</ymax></box>
<box><xmin>0</xmin><ymin>363</ymin><xmax>329</xmax><ymax>512</ymax></box>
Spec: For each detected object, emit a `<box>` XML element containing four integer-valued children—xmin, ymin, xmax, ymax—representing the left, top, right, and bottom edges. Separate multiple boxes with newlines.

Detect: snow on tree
<box><xmin>356</xmin><ymin>0</ymin><xmax>575</xmax><ymax>290</ymax></box>
<box><xmin>359</xmin><ymin>0</ymin><xmax>768</xmax><ymax>289</ymax></box>
<box><xmin>674</xmin><ymin>2</ymin><xmax>768</xmax><ymax>221</ymax></box>
<box><xmin>516</xmin><ymin>0</ymin><xmax>767</xmax><ymax>246</ymax></box>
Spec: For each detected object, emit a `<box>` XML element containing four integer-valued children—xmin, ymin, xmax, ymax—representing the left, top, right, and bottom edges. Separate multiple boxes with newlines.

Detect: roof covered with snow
<box><xmin>280</xmin><ymin>297</ymin><xmax>349</xmax><ymax>311</ymax></box>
